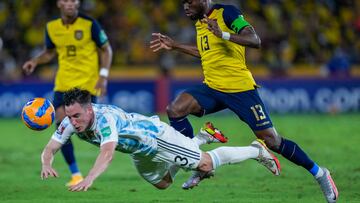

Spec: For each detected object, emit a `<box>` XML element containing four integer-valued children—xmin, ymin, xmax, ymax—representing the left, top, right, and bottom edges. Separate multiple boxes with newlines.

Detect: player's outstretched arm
<box><xmin>69</xmin><ymin>141</ymin><xmax>117</xmax><ymax>192</ymax></box>
<box><xmin>22</xmin><ymin>49</ymin><xmax>56</xmax><ymax>75</ymax></box>
<box><xmin>41</xmin><ymin>139</ymin><xmax>62</xmax><ymax>180</ymax></box>
<box><xmin>150</xmin><ymin>33</ymin><xmax>200</xmax><ymax>58</ymax></box>
<box><xmin>201</xmin><ymin>15</ymin><xmax>261</xmax><ymax>49</ymax></box>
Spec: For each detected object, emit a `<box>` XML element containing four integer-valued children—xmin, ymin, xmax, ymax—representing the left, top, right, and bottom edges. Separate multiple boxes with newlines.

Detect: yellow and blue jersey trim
<box><xmin>211</xmin><ymin>4</ymin><xmax>250</xmax><ymax>34</ymax></box>
<box><xmin>45</xmin><ymin>13</ymin><xmax>108</xmax><ymax>49</ymax></box>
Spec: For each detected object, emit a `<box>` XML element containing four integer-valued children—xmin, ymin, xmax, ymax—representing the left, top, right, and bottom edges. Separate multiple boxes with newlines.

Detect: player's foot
<box><xmin>182</xmin><ymin>170</ymin><xmax>214</xmax><ymax>190</ymax></box>
<box><xmin>65</xmin><ymin>174</ymin><xmax>83</xmax><ymax>187</ymax></box>
<box><xmin>316</xmin><ymin>167</ymin><xmax>338</xmax><ymax>203</ymax></box>
<box><xmin>197</xmin><ymin>122</ymin><xmax>228</xmax><ymax>144</ymax></box>
<box><xmin>251</xmin><ymin>139</ymin><xmax>281</xmax><ymax>176</ymax></box>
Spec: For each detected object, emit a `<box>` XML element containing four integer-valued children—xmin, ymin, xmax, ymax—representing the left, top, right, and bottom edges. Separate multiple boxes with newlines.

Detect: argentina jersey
<box><xmin>51</xmin><ymin>104</ymin><xmax>165</xmax><ymax>156</ymax></box>
<box><xmin>91</xmin><ymin>104</ymin><xmax>164</xmax><ymax>156</ymax></box>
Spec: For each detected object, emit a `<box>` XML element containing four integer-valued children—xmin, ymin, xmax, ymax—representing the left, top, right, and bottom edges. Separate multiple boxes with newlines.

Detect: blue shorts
<box><xmin>184</xmin><ymin>84</ymin><xmax>273</xmax><ymax>131</ymax></box>
<box><xmin>53</xmin><ymin>91</ymin><xmax>97</xmax><ymax>109</ymax></box>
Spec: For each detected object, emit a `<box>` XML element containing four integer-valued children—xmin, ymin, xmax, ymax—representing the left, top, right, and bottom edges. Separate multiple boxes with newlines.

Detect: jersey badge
<box><xmin>74</xmin><ymin>30</ymin><xmax>83</xmax><ymax>40</ymax></box>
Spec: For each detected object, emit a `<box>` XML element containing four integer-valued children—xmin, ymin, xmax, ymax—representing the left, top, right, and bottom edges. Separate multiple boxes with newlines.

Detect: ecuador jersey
<box><xmin>52</xmin><ymin>104</ymin><xmax>165</xmax><ymax>156</ymax></box>
<box><xmin>195</xmin><ymin>4</ymin><xmax>257</xmax><ymax>93</ymax></box>
<box><xmin>45</xmin><ymin>14</ymin><xmax>108</xmax><ymax>95</ymax></box>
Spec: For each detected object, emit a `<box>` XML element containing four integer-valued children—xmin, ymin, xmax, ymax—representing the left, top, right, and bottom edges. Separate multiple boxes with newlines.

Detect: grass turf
<box><xmin>0</xmin><ymin>114</ymin><xmax>359</xmax><ymax>203</ymax></box>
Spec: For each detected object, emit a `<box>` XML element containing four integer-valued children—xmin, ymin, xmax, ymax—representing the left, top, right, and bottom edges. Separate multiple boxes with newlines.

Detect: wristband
<box><xmin>99</xmin><ymin>68</ymin><xmax>109</xmax><ymax>78</ymax></box>
<box><xmin>222</xmin><ymin>32</ymin><xmax>231</xmax><ymax>40</ymax></box>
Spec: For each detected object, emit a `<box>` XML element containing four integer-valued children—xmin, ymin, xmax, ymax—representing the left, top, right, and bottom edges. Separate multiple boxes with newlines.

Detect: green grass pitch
<box><xmin>0</xmin><ymin>114</ymin><xmax>359</xmax><ymax>203</ymax></box>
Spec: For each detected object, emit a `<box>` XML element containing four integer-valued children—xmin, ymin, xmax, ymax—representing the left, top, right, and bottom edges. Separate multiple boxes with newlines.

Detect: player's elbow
<box><xmin>253</xmin><ymin>36</ymin><xmax>261</xmax><ymax>49</ymax></box>
<box><xmin>104</xmin><ymin>152</ymin><xmax>114</xmax><ymax>163</ymax></box>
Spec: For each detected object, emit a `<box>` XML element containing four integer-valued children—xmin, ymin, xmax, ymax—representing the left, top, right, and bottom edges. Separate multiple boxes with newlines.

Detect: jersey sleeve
<box><xmin>91</xmin><ymin>20</ymin><xmax>109</xmax><ymax>48</ymax></box>
<box><xmin>97</xmin><ymin>113</ymin><xmax>118</xmax><ymax>146</ymax></box>
<box><xmin>51</xmin><ymin>117</ymin><xmax>75</xmax><ymax>144</ymax></box>
<box><xmin>222</xmin><ymin>5</ymin><xmax>251</xmax><ymax>34</ymax></box>
<box><xmin>45</xmin><ymin>25</ymin><xmax>55</xmax><ymax>49</ymax></box>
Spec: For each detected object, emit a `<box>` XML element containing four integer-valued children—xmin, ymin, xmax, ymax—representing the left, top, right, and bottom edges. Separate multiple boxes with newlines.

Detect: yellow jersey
<box><xmin>195</xmin><ymin>4</ymin><xmax>257</xmax><ymax>93</ymax></box>
<box><xmin>45</xmin><ymin>14</ymin><xmax>108</xmax><ymax>95</ymax></box>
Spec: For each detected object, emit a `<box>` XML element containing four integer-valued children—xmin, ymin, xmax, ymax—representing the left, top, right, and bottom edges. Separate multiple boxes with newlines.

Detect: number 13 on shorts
<box><xmin>251</xmin><ymin>104</ymin><xmax>266</xmax><ymax>121</ymax></box>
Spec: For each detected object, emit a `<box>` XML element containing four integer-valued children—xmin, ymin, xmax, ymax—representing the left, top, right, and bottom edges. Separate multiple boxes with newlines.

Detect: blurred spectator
<box><xmin>322</xmin><ymin>47</ymin><xmax>351</xmax><ymax>78</ymax></box>
<box><xmin>0</xmin><ymin>37</ymin><xmax>17</xmax><ymax>81</ymax></box>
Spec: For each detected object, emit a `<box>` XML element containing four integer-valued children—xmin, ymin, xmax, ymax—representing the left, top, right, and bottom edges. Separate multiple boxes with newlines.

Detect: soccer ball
<box><xmin>21</xmin><ymin>98</ymin><xmax>55</xmax><ymax>131</ymax></box>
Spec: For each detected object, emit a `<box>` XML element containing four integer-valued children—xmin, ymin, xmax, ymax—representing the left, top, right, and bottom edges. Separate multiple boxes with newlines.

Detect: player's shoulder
<box><xmin>93</xmin><ymin>104</ymin><xmax>120</xmax><ymax>120</ymax></box>
<box><xmin>56</xmin><ymin>117</ymin><xmax>74</xmax><ymax>134</ymax></box>
<box><xmin>46</xmin><ymin>16</ymin><xmax>62</xmax><ymax>28</ymax></box>
<box><xmin>212</xmin><ymin>3</ymin><xmax>241</xmax><ymax>12</ymax></box>
<box><xmin>78</xmin><ymin>13</ymin><xmax>99</xmax><ymax>24</ymax></box>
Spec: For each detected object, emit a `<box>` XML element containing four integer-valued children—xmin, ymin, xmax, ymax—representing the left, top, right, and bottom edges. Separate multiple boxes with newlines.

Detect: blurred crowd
<box><xmin>0</xmin><ymin>0</ymin><xmax>359</xmax><ymax>80</ymax></box>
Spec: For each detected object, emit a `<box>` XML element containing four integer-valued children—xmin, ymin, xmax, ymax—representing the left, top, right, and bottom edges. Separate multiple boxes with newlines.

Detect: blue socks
<box><xmin>60</xmin><ymin>139</ymin><xmax>80</xmax><ymax>174</ymax></box>
<box><xmin>168</xmin><ymin>116</ymin><xmax>194</xmax><ymax>138</ymax></box>
<box><xmin>310</xmin><ymin>163</ymin><xmax>320</xmax><ymax>176</ymax></box>
<box><xmin>274</xmin><ymin>138</ymin><xmax>319</xmax><ymax>176</ymax></box>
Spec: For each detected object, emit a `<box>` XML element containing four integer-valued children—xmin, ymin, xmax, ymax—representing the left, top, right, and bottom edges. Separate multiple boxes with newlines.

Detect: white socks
<box><xmin>207</xmin><ymin>146</ymin><xmax>259</xmax><ymax>170</ymax></box>
<box><xmin>193</xmin><ymin>136</ymin><xmax>207</xmax><ymax>146</ymax></box>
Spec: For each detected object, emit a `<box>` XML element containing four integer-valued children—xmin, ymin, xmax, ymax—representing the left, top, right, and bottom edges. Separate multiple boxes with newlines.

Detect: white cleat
<box><xmin>316</xmin><ymin>167</ymin><xmax>339</xmax><ymax>203</ymax></box>
<box><xmin>196</xmin><ymin>122</ymin><xmax>228</xmax><ymax>144</ymax></box>
<box><xmin>251</xmin><ymin>139</ymin><xmax>281</xmax><ymax>176</ymax></box>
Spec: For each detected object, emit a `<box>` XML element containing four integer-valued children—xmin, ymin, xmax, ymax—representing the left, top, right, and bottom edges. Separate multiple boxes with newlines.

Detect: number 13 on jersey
<box><xmin>200</xmin><ymin>35</ymin><xmax>210</xmax><ymax>51</ymax></box>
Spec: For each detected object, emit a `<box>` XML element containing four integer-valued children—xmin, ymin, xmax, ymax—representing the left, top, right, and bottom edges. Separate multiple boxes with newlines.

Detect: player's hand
<box><xmin>41</xmin><ymin>165</ymin><xmax>59</xmax><ymax>179</ymax></box>
<box><xmin>201</xmin><ymin>15</ymin><xmax>222</xmax><ymax>38</ymax></box>
<box><xmin>95</xmin><ymin>77</ymin><xmax>108</xmax><ymax>96</ymax></box>
<box><xmin>22</xmin><ymin>60</ymin><xmax>37</xmax><ymax>75</ymax></box>
<box><xmin>68</xmin><ymin>178</ymin><xmax>93</xmax><ymax>192</ymax></box>
<box><xmin>150</xmin><ymin>33</ymin><xmax>175</xmax><ymax>52</ymax></box>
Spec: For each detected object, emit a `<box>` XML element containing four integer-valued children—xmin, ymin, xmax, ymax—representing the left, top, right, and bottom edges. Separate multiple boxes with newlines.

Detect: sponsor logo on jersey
<box><xmin>75</xmin><ymin>30</ymin><xmax>83</xmax><ymax>40</ymax></box>
<box><xmin>100</xmin><ymin>126</ymin><xmax>111</xmax><ymax>137</ymax></box>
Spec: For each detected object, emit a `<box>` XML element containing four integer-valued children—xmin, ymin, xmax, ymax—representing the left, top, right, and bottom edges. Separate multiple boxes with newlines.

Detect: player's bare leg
<box><xmin>167</xmin><ymin>93</ymin><xmax>203</xmax><ymax>138</ymax></box>
<box><xmin>153</xmin><ymin>172</ymin><xmax>173</xmax><ymax>190</ymax></box>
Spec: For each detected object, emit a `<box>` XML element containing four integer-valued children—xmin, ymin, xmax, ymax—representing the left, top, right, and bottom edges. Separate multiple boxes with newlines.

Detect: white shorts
<box><xmin>132</xmin><ymin>124</ymin><xmax>202</xmax><ymax>184</ymax></box>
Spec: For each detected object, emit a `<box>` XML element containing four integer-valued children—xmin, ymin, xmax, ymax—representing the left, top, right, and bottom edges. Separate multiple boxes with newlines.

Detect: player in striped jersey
<box><xmin>40</xmin><ymin>88</ymin><xmax>280</xmax><ymax>191</ymax></box>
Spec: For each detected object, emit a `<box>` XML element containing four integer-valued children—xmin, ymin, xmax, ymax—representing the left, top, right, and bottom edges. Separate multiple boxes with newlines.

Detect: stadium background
<box><xmin>0</xmin><ymin>0</ymin><xmax>359</xmax><ymax>202</ymax></box>
<box><xmin>0</xmin><ymin>0</ymin><xmax>359</xmax><ymax>116</ymax></box>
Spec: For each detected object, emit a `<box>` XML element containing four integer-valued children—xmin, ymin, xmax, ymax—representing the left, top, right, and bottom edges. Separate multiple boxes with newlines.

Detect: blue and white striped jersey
<box><xmin>52</xmin><ymin>104</ymin><xmax>165</xmax><ymax>156</ymax></box>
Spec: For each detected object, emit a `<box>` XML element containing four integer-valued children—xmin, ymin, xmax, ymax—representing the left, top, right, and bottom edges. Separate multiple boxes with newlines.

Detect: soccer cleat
<box><xmin>251</xmin><ymin>139</ymin><xmax>281</xmax><ymax>176</ymax></box>
<box><xmin>182</xmin><ymin>170</ymin><xmax>214</xmax><ymax>190</ymax></box>
<box><xmin>316</xmin><ymin>167</ymin><xmax>338</xmax><ymax>203</ymax></box>
<box><xmin>197</xmin><ymin>122</ymin><xmax>228</xmax><ymax>144</ymax></box>
<box><xmin>65</xmin><ymin>174</ymin><xmax>83</xmax><ymax>187</ymax></box>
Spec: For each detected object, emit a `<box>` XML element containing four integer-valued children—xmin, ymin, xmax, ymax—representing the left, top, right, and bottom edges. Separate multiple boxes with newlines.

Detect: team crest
<box><xmin>74</xmin><ymin>30</ymin><xmax>83</xmax><ymax>40</ymax></box>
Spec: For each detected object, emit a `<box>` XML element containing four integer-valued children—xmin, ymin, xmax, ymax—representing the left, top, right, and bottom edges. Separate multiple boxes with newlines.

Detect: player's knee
<box><xmin>264</xmin><ymin>134</ymin><xmax>282</xmax><ymax>150</ymax></box>
<box><xmin>255</xmin><ymin>129</ymin><xmax>281</xmax><ymax>149</ymax></box>
<box><xmin>153</xmin><ymin>181</ymin><xmax>171</xmax><ymax>190</ymax></box>
<box><xmin>166</xmin><ymin>104</ymin><xmax>186</xmax><ymax>117</ymax></box>
<box><xmin>198</xmin><ymin>152</ymin><xmax>213</xmax><ymax>171</ymax></box>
